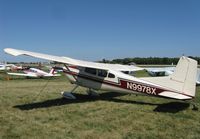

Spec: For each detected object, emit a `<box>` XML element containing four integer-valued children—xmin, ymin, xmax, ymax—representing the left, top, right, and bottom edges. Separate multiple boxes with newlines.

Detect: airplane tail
<box><xmin>49</xmin><ymin>68</ymin><xmax>55</xmax><ymax>75</ymax></box>
<box><xmin>170</xmin><ymin>56</ymin><xmax>197</xmax><ymax>97</ymax></box>
<box><xmin>142</xmin><ymin>56</ymin><xmax>197</xmax><ymax>100</ymax></box>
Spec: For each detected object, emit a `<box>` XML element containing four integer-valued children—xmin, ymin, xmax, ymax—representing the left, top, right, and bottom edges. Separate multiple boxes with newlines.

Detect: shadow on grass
<box><xmin>14</xmin><ymin>92</ymin><xmax>190</xmax><ymax>113</ymax></box>
<box><xmin>153</xmin><ymin>102</ymin><xmax>190</xmax><ymax>113</ymax></box>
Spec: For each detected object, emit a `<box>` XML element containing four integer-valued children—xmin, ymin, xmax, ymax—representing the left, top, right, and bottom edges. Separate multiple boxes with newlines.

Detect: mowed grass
<box><xmin>0</xmin><ymin>71</ymin><xmax>200</xmax><ymax>139</ymax></box>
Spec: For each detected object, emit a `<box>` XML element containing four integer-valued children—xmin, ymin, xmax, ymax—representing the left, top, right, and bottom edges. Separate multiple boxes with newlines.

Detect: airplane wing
<box><xmin>44</xmin><ymin>74</ymin><xmax>61</xmax><ymax>77</ymax></box>
<box><xmin>7</xmin><ymin>72</ymin><xmax>37</xmax><ymax>77</ymax></box>
<box><xmin>145</xmin><ymin>67</ymin><xmax>175</xmax><ymax>76</ymax></box>
<box><xmin>145</xmin><ymin>68</ymin><xmax>165</xmax><ymax>73</ymax></box>
<box><xmin>4</xmin><ymin>48</ymin><xmax>143</xmax><ymax>72</ymax></box>
<box><xmin>145</xmin><ymin>67</ymin><xmax>175</xmax><ymax>72</ymax></box>
<box><xmin>52</xmin><ymin>74</ymin><xmax>61</xmax><ymax>77</ymax></box>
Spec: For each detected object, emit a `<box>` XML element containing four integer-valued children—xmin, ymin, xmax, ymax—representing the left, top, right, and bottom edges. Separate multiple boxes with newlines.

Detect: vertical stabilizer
<box><xmin>49</xmin><ymin>68</ymin><xmax>55</xmax><ymax>75</ymax></box>
<box><xmin>170</xmin><ymin>56</ymin><xmax>197</xmax><ymax>97</ymax></box>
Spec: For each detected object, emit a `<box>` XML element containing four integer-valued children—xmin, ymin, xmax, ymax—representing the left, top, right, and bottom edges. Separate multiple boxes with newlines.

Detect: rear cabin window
<box><xmin>85</xmin><ymin>68</ymin><xmax>97</xmax><ymax>75</ymax></box>
<box><xmin>122</xmin><ymin>71</ymin><xmax>129</xmax><ymax>74</ymax></box>
<box><xmin>108</xmin><ymin>73</ymin><xmax>115</xmax><ymax>78</ymax></box>
<box><xmin>30</xmin><ymin>69</ymin><xmax>37</xmax><ymax>73</ymax></box>
<box><xmin>98</xmin><ymin>70</ymin><xmax>108</xmax><ymax>77</ymax></box>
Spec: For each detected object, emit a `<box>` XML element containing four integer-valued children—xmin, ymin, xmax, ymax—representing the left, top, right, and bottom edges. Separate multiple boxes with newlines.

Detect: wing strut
<box><xmin>64</xmin><ymin>64</ymin><xmax>78</xmax><ymax>82</ymax></box>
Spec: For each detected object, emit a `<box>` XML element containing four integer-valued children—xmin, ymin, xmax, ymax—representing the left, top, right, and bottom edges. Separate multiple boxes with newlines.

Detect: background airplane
<box><xmin>10</xmin><ymin>64</ymin><xmax>23</xmax><ymax>71</ymax></box>
<box><xmin>0</xmin><ymin>63</ymin><xmax>16</xmax><ymax>71</ymax></box>
<box><xmin>0</xmin><ymin>63</ymin><xmax>6</xmax><ymax>71</ymax></box>
<box><xmin>7</xmin><ymin>67</ymin><xmax>61</xmax><ymax>78</ymax></box>
<box><xmin>145</xmin><ymin>67</ymin><xmax>175</xmax><ymax>76</ymax></box>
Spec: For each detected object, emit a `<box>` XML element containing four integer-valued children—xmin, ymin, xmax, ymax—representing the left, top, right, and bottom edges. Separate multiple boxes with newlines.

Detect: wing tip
<box><xmin>4</xmin><ymin>48</ymin><xmax>22</xmax><ymax>56</ymax></box>
<box><xmin>4</xmin><ymin>48</ymin><xmax>11</xmax><ymax>53</ymax></box>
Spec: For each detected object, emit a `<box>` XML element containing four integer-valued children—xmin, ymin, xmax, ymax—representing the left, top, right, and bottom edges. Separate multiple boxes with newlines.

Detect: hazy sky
<box><xmin>0</xmin><ymin>0</ymin><xmax>200</xmax><ymax>62</ymax></box>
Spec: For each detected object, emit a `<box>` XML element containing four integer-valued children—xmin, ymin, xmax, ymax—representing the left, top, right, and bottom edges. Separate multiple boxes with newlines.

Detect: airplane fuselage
<box><xmin>63</xmin><ymin>66</ymin><xmax>175</xmax><ymax>98</ymax></box>
<box><xmin>23</xmin><ymin>68</ymin><xmax>57</xmax><ymax>77</ymax></box>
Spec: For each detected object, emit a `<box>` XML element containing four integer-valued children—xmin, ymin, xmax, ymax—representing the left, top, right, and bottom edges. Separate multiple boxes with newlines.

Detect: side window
<box><xmin>32</xmin><ymin>70</ymin><xmax>36</xmax><ymax>73</ymax></box>
<box><xmin>85</xmin><ymin>68</ymin><xmax>97</xmax><ymax>75</ymax></box>
<box><xmin>98</xmin><ymin>70</ymin><xmax>108</xmax><ymax>77</ymax></box>
<box><xmin>122</xmin><ymin>71</ymin><xmax>129</xmax><ymax>74</ymax></box>
<box><xmin>79</xmin><ymin>67</ymin><xmax>84</xmax><ymax>72</ymax></box>
<box><xmin>108</xmin><ymin>73</ymin><xmax>115</xmax><ymax>78</ymax></box>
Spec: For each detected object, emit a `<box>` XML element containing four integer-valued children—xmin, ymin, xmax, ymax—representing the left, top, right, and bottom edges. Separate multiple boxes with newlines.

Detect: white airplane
<box><xmin>7</xmin><ymin>67</ymin><xmax>61</xmax><ymax>78</ymax></box>
<box><xmin>4</xmin><ymin>48</ymin><xmax>198</xmax><ymax>102</ymax></box>
<box><xmin>0</xmin><ymin>63</ymin><xmax>6</xmax><ymax>71</ymax></box>
<box><xmin>146</xmin><ymin>67</ymin><xmax>200</xmax><ymax>85</ymax></box>
<box><xmin>146</xmin><ymin>67</ymin><xmax>175</xmax><ymax>76</ymax></box>
<box><xmin>0</xmin><ymin>63</ymin><xmax>13</xmax><ymax>71</ymax></box>
<box><xmin>10</xmin><ymin>64</ymin><xmax>23</xmax><ymax>71</ymax></box>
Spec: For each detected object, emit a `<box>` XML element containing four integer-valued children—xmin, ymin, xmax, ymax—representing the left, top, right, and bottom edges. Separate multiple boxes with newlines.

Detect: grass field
<box><xmin>0</xmin><ymin>71</ymin><xmax>200</xmax><ymax>139</ymax></box>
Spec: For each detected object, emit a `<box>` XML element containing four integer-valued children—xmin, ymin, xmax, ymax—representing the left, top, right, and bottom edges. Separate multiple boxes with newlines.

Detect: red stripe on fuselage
<box><xmin>68</xmin><ymin>66</ymin><xmax>78</xmax><ymax>69</ymax></box>
<box><xmin>64</xmin><ymin>70</ymin><xmax>165</xmax><ymax>95</ymax></box>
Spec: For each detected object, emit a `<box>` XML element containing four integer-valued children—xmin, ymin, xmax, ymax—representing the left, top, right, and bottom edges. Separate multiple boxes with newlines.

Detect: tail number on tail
<box><xmin>127</xmin><ymin>82</ymin><xmax>157</xmax><ymax>95</ymax></box>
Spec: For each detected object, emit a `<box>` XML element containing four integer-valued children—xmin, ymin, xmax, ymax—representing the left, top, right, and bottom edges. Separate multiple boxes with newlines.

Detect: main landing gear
<box><xmin>61</xmin><ymin>85</ymin><xmax>78</xmax><ymax>99</ymax></box>
<box><xmin>61</xmin><ymin>85</ymin><xmax>99</xmax><ymax>99</ymax></box>
<box><xmin>87</xmin><ymin>88</ymin><xmax>99</xmax><ymax>97</ymax></box>
<box><xmin>186</xmin><ymin>99</ymin><xmax>199</xmax><ymax>111</ymax></box>
<box><xmin>191</xmin><ymin>102</ymin><xmax>199</xmax><ymax>111</ymax></box>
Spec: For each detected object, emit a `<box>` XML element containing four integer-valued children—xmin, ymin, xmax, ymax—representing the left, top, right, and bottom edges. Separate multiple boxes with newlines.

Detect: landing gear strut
<box><xmin>191</xmin><ymin>102</ymin><xmax>198</xmax><ymax>111</ymax></box>
<box><xmin>61</xmin><ymin>86</ymin><xmax>99</xmax><ymax>99</ymax></box>
<box><xmin>187</xmin><ymin>99</ymin><xmax>199</xmax><ymax>111</ymax></box>
<box><xmin>61</xmin><ymin>85</ymin><xmax>79</xmax><ymax>99</ymax></box>
<box><xmin>87</xmin><ymin>88</ymin><xmax>99</xmax><ymax>97</ymax></box>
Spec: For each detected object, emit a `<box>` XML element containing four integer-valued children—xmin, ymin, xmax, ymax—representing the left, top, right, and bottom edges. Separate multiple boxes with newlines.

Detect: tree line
<box><xmin>100</xmin><ymin>56</ymin><xmax>200</xmax><ymax>65</ymax></box>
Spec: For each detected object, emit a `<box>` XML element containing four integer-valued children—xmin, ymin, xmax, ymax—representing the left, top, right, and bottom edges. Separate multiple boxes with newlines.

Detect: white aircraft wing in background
<box><xmin>7</xmin><ymin>72</ymin><xmax>38</xmax><ymax>77</ymax></box>
<box><xmin>145</xmin><ymin>67</ymin><xmax>175</xmax><ymax>76</ymax></box>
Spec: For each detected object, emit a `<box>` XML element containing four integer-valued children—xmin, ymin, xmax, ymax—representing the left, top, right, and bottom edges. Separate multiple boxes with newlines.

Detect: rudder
<box><xmin>170</xmin><ymin>56</ymin><xmax>197</xmax><ymax>97</ymax></box>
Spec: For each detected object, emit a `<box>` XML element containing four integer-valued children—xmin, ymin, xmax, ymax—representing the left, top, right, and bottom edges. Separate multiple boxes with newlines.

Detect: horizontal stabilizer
<box><xmin>159</xmin><ymin>91</ymin><xmax>192</xmax><ymax>100</ymax></box>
